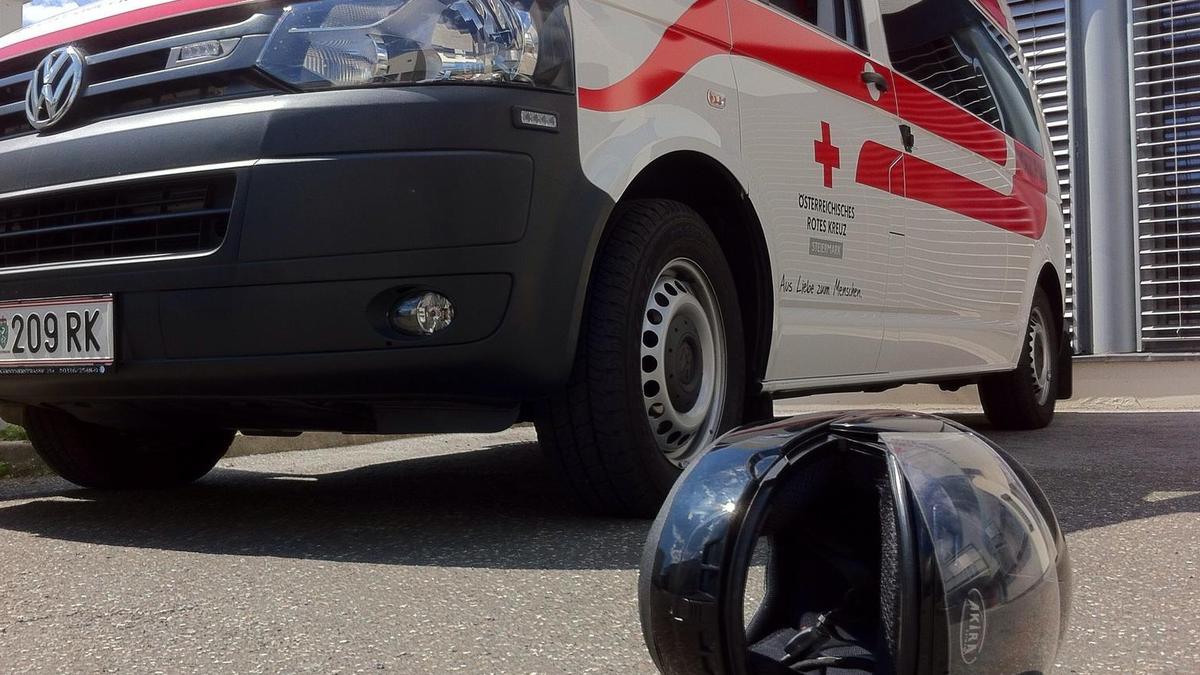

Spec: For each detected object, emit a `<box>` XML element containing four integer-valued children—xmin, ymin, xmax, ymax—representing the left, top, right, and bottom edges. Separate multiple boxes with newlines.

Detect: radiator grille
<box><xmin>0</xmin><ymin>175</ymin><xmax>235</xmax><ymax>271</ymax></box>
<box><xmin>1131</xmin><ymin>0</ymin><xmax>1200</xmax><ymax>350</ymax></box>
<box><xmin>0</xmin><ymin>4</ymin><xmax>279</xmax><ymax>141</ymax></box>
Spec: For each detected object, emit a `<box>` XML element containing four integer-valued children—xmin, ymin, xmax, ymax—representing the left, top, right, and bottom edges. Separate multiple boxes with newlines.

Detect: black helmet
<box><xmin>639</xmin><ymin>411</ymin><xmax>1071</xmax><ymax>675</ymax></box>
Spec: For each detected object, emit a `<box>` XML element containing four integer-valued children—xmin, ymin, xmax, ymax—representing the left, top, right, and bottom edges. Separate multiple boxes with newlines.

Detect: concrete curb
<box><xmin>3</xmin><ymin>360</ymin><xmax>1192</xmax><ymax>477</ymax></box>
<box><xmin>0</xmin><ymin>440</ymin><xmax>40</xmax><ymax>477</ymax></box>
<box><xmin>227</xmin><ymin>433</ymin><xmax>404</xmax><ymax>458</ymax></box>
<box><xmin>0</xmin><ymin>433</ymin><xmax>404</xmax><ymax>478</ymax></box>
<box><xmin>786</xmin><ymin>357</ymin><xmax>1200</xmax><ymax>412</ymax></box>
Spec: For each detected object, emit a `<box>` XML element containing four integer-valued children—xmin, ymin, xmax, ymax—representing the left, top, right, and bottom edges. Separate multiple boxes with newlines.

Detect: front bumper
<box><xmin>0</xmin><ymin>86</ymin><xmax>613</xmax><ymax>426</ymax></box>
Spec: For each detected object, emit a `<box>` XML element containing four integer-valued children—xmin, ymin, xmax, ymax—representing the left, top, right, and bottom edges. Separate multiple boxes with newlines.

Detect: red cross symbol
<box><xmin>814</xmin><ymin>121</ymin><xmax>841</xmax><ymax>189</ymax></box>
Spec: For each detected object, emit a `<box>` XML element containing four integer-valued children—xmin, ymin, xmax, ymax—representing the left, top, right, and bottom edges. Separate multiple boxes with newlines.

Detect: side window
<box><xmin>765</xmin><ymin>0</ymin><xmax>867</xmax><ymax>51</ymax></box>
<box><xmin>879</xmin><ymin>0</ymin><xmax>1002</xmax><ymax>127</ymax></box>
<box><xmin>880</xmin><ymin>0</ymin><xmax>1043</xmax><ymax>151</ymax></box>
<box><xmin>970</xmin><ymin>24</ymin><xmax>1044</xmax><ymax>151</ymax></box>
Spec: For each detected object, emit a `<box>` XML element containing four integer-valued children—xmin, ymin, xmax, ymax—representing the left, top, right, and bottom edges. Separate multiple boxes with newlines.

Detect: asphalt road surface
<box><xmin>1</xmin><ymin>412</ymin><xmax>1197</xmax><ymax>673</ymax></box>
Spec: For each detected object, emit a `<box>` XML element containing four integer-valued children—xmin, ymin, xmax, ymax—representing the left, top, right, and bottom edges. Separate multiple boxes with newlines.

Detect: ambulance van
<box><xmin>0</xmin><ymin>0</ymin><xmax>1068</xmax><ymax>515</ymax></box>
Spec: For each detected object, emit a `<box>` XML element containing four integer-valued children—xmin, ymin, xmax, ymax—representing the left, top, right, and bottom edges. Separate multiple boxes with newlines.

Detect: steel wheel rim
<box><xmin>1029</xmin><ymin>306</ymin><xmax>1053</xmax><ymax>406</ymax></box>
<box><xmin>640</xmin><ymin>258</ymin><xmax>728</xmax><ymax>467</ymax></box>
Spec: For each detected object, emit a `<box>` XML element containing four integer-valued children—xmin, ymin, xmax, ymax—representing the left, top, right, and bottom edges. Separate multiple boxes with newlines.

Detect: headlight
<box><xmin>257</xmin><ymin>0</ymin><xmax>573</xmax><ymax>91</ymax></box>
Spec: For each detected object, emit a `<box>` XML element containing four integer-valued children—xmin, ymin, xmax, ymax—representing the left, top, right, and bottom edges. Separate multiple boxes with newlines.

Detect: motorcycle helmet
<box><xmin>639</xmin><ymin>411</ymin><xmax>1071</xmax><ymax>674</ymax></box>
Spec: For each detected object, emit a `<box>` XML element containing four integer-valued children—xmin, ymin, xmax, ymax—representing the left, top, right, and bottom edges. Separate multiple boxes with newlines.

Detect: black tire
<box><xmin>535</xmin><ymin>199</ymin><xmax>747</xmax><ymax>518</ymax></box>
<box><xmin>24</xmin><ymin>407</ymin><xmax>234</xmax><ymax>489</ymax></box>
<box><xmin>979</xmin><ymin>288</ymin><xmax>1060</xmax><ymax>430</ymax></box>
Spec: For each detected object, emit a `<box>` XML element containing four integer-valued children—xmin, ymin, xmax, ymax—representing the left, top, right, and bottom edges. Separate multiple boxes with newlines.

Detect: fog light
<box><xmin>391</xmin><ymin>292</ymin><xmax>455</xmax><ymax>336</ymax></box>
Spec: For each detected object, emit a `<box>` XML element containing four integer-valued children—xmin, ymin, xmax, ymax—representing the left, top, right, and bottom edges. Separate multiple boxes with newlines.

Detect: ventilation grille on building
<box><xmin>1010</xmin><ymin>0</ymin><xmax>1074</xmax><ymax>338</ymax></box>
<box><xmin>1131</xmin><ymin>0</ymin><xmax>1200</xmax><ymax>350</ymax></box>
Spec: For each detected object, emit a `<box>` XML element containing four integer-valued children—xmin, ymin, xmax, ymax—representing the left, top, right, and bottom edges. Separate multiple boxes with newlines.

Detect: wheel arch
<box><xmin>613</xmin><ymin>151</ymin><xmax>775</xmax><ymax>389</ymax></box>
<box><xmin>1036</xmin><ymin>262</ymin><xmax>1067</xmax><ymax>347</ymax></box>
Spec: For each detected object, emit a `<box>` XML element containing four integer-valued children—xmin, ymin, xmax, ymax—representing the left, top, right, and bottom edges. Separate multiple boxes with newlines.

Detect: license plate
<box><xmin>0</xmin><ymin>295</ymin><xmax>114</xmax><ymax>375</ymax></box>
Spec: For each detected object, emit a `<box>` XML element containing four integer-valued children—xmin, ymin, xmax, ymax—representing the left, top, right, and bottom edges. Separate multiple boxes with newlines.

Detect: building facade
<box><xmin>1015</xmin><ymin>0</ymin><xmax>1198</xmax><ymax>355</ymax></box>
<box><xmin>0</xmin><ymin>0</ymin><xmax>22</xmax><ymax>36</ymax></box>
<box><xmin>1</xmin><ymin>1</ymin><xmax>1195</xmax><ymax>354</ymax></box>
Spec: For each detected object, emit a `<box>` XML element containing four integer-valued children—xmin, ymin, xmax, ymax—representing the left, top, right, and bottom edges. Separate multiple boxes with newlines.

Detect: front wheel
<box><xmin>535</xmin><ymin>199</ymin><xmax>746</xmax><ymax>517</ymax></box>
<box><xmin>979</xmin><ymin>288</ymin><xmax>1060</xmax><ymax>430</ymax></box>
<box><xmin>24</xmin><ymin>407</ymin><xmax>234</xmax><ymax>489</ymax></box>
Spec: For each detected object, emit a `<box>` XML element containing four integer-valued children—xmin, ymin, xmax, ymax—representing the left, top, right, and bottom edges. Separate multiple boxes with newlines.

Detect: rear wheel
<box><xmin>24</xmin><ymin>407</ymin><xmax>234</xmax><ymax>489</ymax></box>
<box><xmin>535</xmin><ymin>199</ymin><xmax>747</xmax><ymax>517</ymax></box>
<box><xmin>979</xmin><ymin>288</ymin><xmax>1059</xmax><ymax>430</ymax></box>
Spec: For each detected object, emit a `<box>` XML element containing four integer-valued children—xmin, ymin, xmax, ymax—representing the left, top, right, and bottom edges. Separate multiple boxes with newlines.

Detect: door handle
<box><xmin>861</xmin><ymin>71</ymin><xmax>889</xmax><ymax>92</ymax></box>
<box><xmin>899</xmin><ymin>124</ymin><xmax>916</xmax><ymax>153</ymax></box>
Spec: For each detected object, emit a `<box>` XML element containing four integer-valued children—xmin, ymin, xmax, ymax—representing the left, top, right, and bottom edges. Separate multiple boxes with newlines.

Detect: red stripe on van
<box><xmin>0</xmin><ymin>0</ymin><xmax>257</xmax><ymax>65</ymax></box>
<box><xmin>732</xmin><ymin>0</ymin><xmax>1008</xmax><ymax>164</ymax></box>
<box><xmin>579</xmin><ymin>0</ymin><xmax>1010</xmax><ymax>165</ymax></box>
<box><xmin>578</xmin><ymin>0</ymin><xmax>730</xmax><ymax>113</ymax></box>
<box><xmin>856</xmin><ymin>141</ymin><xmax>1048</xmax><ymax>239</ymax></box>
<box><xmin>890</xmin><ymin>77</ymin><xmax>1008</xmax><ymax>164</ymax></box>
<box><xmin>727</xmin><ymin>0</ymin><xmax>899</xmax><ymax>111</ymax></box>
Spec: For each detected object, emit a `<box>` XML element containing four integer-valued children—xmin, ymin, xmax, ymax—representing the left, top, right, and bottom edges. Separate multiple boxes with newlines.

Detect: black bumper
<box><xmin>0</xmin><ymin>87</ymin><xmax>614</xmax><ymax>425</ymax></box>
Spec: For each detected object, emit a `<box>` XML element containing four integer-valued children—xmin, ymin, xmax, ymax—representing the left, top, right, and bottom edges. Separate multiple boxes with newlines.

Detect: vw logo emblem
<box><xmin>26</xmin><ymin>46</ymin><xmax>86</xmax><ymax>131</ymax></box>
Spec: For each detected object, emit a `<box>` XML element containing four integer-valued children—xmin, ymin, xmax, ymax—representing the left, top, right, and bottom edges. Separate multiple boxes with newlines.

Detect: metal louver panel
<box><xmin>1132</xmin><ymin>0</ymin><xmax>1200</xmax><ymax>350</ymax></box>
<box><xmin>1010</xmin><ymin>0</ymin><xmax>1074</xmax><ymax>331</ymax></box>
